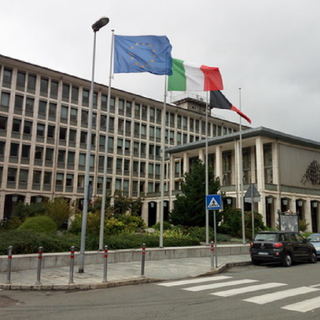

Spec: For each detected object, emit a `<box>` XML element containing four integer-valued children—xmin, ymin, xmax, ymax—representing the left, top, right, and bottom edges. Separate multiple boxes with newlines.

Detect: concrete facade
<box><xmin>0</xmin><ymin>54</ymin><xmax>244</xmax><ymax>225</ymax></box>
<box><xmin>166</xmin><ymin>127</ymin><xmax>320</xmax><ymax>232</ymax></box>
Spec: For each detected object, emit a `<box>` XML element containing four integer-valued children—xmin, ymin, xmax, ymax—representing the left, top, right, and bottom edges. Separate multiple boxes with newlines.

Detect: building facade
<box><xmin>166</xmin><ymin>127</ymin><xmax>320</xmax><ymax>232</ymax></box>
<box><xmin>0</xmin><ymin>55</ymin><xmax>243</xmax><ymax>225</ymax></box>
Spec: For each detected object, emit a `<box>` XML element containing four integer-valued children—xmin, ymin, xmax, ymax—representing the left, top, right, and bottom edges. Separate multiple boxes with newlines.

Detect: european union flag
<box><xmin>114</xmin><ymin>35</ymin><xmax>172</xmax><ymax>75</ymax></box>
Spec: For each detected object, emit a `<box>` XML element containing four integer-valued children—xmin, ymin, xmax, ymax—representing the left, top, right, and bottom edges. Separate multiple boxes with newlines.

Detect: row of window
<box><xmin>1</xmin><ymin>166</ymin><xmax>166</xmax><ymax>195</ymax></box>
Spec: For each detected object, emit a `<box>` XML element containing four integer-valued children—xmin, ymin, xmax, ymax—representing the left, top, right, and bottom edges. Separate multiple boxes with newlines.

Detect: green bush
<box><xmin>152</xmin><ymin>221</ymin><xmax>172</xmax><ymax>231</ymax></box>
<box><xmin>18</xmin><ymin>216</ymin><xmax>57</xmax><ymax>233</ymax></box>
<box><xmin>0</xmin><ymin>229</ymin><xmax>77</xmax><ymax>255</ymax></box>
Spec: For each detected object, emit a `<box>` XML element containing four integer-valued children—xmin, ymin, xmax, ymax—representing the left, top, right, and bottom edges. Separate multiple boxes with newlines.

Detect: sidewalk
<box><xmin>0</xmin><ymin>254</ymin><xmax>251</xmax><ymax>290</ymax></box>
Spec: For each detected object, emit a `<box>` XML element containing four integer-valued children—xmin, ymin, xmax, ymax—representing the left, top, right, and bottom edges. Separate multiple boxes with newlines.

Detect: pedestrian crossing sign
<box><xmin>206</xmin><ymin>194</ymin><xmax>222</xmax><ymax>210</ymax></box>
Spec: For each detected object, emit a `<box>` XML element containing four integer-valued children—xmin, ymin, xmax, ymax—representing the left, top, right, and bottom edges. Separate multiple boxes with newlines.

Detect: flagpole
<box><xmin>205</xmin><ymin>91</ymin><xmax>209</xmax><ymax>245</ymax></box>
<box><xmin>159</xmin><ymin>76</ymin><xmax>167</xmax><ymax>248</ymax></box>
<box><xmin>99</xmin><ymin>30</ymin><xmax>115</xmax><ymax>250</ymax></box>
<box><xmin>239</xmin><ymin>88</ymin><xmax>245</xmax><ymax>244</ymax></box>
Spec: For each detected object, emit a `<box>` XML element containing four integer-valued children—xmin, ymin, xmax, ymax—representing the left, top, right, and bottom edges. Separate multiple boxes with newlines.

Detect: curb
<box><xmin>0</xmin><ymin>261</ymin><xmax>251</xmax><ymax>291</ymax></box>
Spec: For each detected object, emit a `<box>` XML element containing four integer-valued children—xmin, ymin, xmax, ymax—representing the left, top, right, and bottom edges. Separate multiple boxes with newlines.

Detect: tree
<box><xmin>170</xmin><ymin>159</ymin><xmax>220</xmax><ymax>227</ymax></box>
<box><xmin>44</xmin><ymin>198</ymin><xmax>72</xmax><ymax>228</ymax></box>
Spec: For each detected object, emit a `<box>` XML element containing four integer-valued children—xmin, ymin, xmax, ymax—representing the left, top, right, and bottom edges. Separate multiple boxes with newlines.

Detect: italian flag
<box><xmin>168</xmin><ymin>58</ymin><xmax>224</xmax><ymax>91</ymax></box>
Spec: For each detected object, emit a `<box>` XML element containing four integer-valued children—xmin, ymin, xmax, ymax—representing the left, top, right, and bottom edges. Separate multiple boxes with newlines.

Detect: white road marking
<box><xmin>157</xmin><ymin>275</ymin><xmax>232</xmax><ymax>287</ymax></box>
<box><xmin>282</xmin><ymin>296</ymin><xmax>320</xmax><ymax>313</ymax></box>
<box><xmin>183</xmin><ymin>279</ymin><xmax>258</xmax><ymax>292</ymax></box>
<box><xmin>212</xmin><ymin>282</ymin><xmax>287</xmax><ymax>297</ymax></box>
<box><xmin>243</xmin><ymin>286</ymin><xmax>320</xmax><ymax>304</ymax></box>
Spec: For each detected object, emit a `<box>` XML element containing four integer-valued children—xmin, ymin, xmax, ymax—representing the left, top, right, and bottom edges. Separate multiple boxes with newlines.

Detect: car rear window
<box><xmin>255</xmin><ymin>233</ymin><xmax>277</xmax><ymax>241</ymax></box>
<box><xmin>308</xmin><ymin>234</ymin><xmax>320</xmax><ymax>242</ymax></box>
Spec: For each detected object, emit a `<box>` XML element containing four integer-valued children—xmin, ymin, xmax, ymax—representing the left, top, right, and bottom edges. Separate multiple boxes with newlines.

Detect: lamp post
<box><xmin>79</xmin><ymin>17</ymin><xmax>109</xmax><ymax>273</ymax></box>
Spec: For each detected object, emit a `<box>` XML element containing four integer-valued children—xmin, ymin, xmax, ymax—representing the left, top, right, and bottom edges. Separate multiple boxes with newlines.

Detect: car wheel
<box><xmin>310</xmin><ymin>252</ymin><xmax>317</xmax><ymax>264</ymax></box>
<box><xmin>282</xmin><ymin>253</ymin><xmax>292</xmax><ymax>267</ymax></box>
<box><xmin>251</xmin><ymin>259</ymin><xmax>261</xmax><ymax>266</ymax></box>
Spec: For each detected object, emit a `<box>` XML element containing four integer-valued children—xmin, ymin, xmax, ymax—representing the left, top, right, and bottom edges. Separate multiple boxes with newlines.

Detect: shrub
<box><xmin>152</xmin><ymin>221</ymin><xmax>172</xmax><ymax>231</ymax></box>
<box><xmin>18</xmin><ymin>216</ymin><xmax>57</xmax><ymax>234</ymax></box>
<box><xmin>0</xmin><ymin>229</ymin><xmax>76</xmax><ymax>255</ymax></box>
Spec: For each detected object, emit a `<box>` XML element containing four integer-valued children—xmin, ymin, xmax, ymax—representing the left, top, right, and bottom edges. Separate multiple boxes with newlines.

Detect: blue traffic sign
<box><xmin>206</xmin><ymin>194</ymin><xmax>222</xmax><ymax>210</ymax></box>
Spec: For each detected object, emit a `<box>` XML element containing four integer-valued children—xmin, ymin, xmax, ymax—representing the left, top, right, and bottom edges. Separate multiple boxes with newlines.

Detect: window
<box><xmin>125</xmin><ymin>120</ymin><xmax>131</xmax><ymax>134</ymax></box>
<box><xmin>58</xmin><ymin>149</ymin><xmax>66</xmax><ymax>163</ymax></box>
<box><xmin>45</xmin><ymin>148</ymin><xmax>54</xmax><ymax>161</ymax></box>
<box><xmin>66</xmin><ymin>174</ymin><xmax>73</xmax><ymax>187</ymax></box>
<box><xmin>0</xmin><ymin>116</ymin><xmax>8</xmax><ymax>130</ymax></box>
<box><xmin>40</xmin><ymin>77</ymin><xmax>49</xmax><ymax>96</ymax></box>
<box><xmin>23</xmin><ymin>121</ymin><xmax>32</xmax><ymax>135</ymax></box>
<box><xmin>108</xmin><ymin>137</ymin><xmax>114</xmax><ymax>151</ymax></box>
<box><xmin>19</xmin><ymin>169</ymin><xmax>28</xmax><ymax>184</ymax></box>
<box><xmin>44</xmin><ymin>172</ymin><xmax>52</xmax><ymax>185</ymax></box>
<box><xmin>82</xmin><ymin>89</ymin><xmax>89</xmax><ymax>105</ymax></box>
<box><xmin>149</xmin><ymin>126</ymin><xmax>154</xmax><ymax>139</ymax></box>
<box><xmin>125</xmin><ymin>140</ymin><xmax>130</xmax><ymax>152</ymax></box>
<box><xmin>156</xmin><ymin>109</ymin><xmax>162</xmax><ymax>123</ymax></box>
<box><xmin>50</xmin><ymin>80</ymin><xmax>59</xmax><ymax>98</ymax></box>
<box><xmin>37</xmin><ymin>123</ymin><xmax>45</xmax><ymax>137</ymax></box>
<box><xmin>101</xmin><ymin>94</ymin><xmax>108</xmax><ymax>110</ymax></box>
<box><xmin>70</xmin><ymin>108</ymin><xmax>77</xmax><ymax>122</ymax></box>
<box><xmin>68</xmin><ymin>151</ymin><xmax>75</xmax><ymax>165</ymax></box>
<box><xmin>56</xmin><ymin>173</ymin><xmax>64</xmax><ymax>186</ymax></box>
<box><xmin>1</xmin><ymin>91</ymin><xmax>10</xmax><ymax>107</ymax></box>
<box><xmin>16</xmin><ymin>71</ymin><xmax>26</xmax><ymax>90</ymax></box>
<box><xmin>35</xmin><ymin>146</ymin><xmax>43</xmax><ymax>160</ymax></box>
<box><xmin>14</xmin><ymin>95</ymin><xmax>24</xmax><ymax>111</ymax></box>
<box><xmin>49</xmin><ymin>103</ymin><xmax>57</xmax><ymax>118</ymax></box>
<box><xmin>25</xmin><ymin>97</ymin><xmax>34</xmax><ymax>113</ymax></box>
<box><xmin>38</xmin><ymin>100</ymin><xmax>47</xmax><ymax>115</ymax></box>
<box><xmin>69</xmin><ymin>129</ymin><xmax>76</xmax><ymax>143</ymax></box>
<box><xmin>71</xmin><ymin>86</ymin><xmax>79</xmax><ymax>103</ymax></box>
<box><xmin>61</xmin><ymin>106</ymin><xmax>68</xmax><ymax>120</ymax></box>
<box><xmin>10</xmin><ymin>143</ymin><xmax>19</xmax><ymax>157</ymax></box>
<box><xmin>126</xmin><ymin>101</ymin><xmax>132</xmax><ymax>116</ymax></box>
<box><xmin>118</xmin><ymin>99</ymin><xmax>124</xmax><ymax>113</ymax></box>
<box><xmin>81</xmin><ymin>110</ymin><xmax>88</xmax><ymax>125</ymax></box>
<box><xmin>21</xmin><ymin>145</ymin><xmax>30</xmax><ymax>158</ymax></box>
<box><xmin>62</xmin><ymin>83</ymin><xmax>70</xmax><ymax>101</ymax></box>
<box><xmin>27</xmin><ymin>74</ymin><xmax>36</xmax><ymax>92</ymax></box>
<box><xmin>12</xmin><ymin>119</ymin><xmax>21</xmax><ymax>133</ymax></box>
<box><xmin>117</xmin><ymin>138</ymin><xmax>123</xmax><ymax>151</ymax></box>
<box><xmin>8</xmin><ymin>168</ymin><xmax>17</xmax><ymax>182</ymax></box>
<box><xmin>79</xmin><ymin>153</ymin><xmax>86</xmax><ymax>166</ymax></box>
<box><xmin>80</xmin><ymin>131</ymin><xmax>87</xmax><ymax>144</ymax></box>
<box><xmin>60</xmin><ymin>127</ymin><xmax>67</xmax><ymax>141</ymax></box>
<box><xmin>149</xmin><ymin>107</ymin><xmax>155</xmax><ymax>122</ymax></box>
<box><xmin>135</xmin><ymin>103</ymin><xmax>140</xmax><ymax>118</ymax></box>
<box><xmin>3</xmin><ymin>68</ymin><xmax>12</xmax><ymax>87</ymax></box>
<box><xmin>116</xmin><ymin>158</ymin><xmax>122</xmax><ymax>170</ymax></box>
<box><xmin>142</xmin><ymin>105</ymin><xmax>147</xmax><ymax>119</ymax></box>
<box><xmin>33</xmin><ymin>170</ymin><xmax>41</xmax><ymax>184</ymax></box>
<box><xmin>0</xmin><ymin>141</ymin><xmax>5</xmax><ymax>156</ymax></box>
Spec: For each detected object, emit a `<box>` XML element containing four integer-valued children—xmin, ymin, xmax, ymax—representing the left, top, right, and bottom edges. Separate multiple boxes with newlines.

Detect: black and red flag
<box><xmin>210</xmin><ymin>90</ymin><xmax>251</xmax><ymax>124</ymax></box>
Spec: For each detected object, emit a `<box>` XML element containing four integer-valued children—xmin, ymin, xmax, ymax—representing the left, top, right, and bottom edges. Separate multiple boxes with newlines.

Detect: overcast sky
<box><xmin>1</xmin><ymin>0</ymin><xmax>320</xmax><ymax>140</ymax></box>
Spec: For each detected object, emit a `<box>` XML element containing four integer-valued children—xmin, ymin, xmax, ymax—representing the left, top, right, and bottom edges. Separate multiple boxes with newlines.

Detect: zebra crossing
<box><xmin>157</xmin><ymin>275</ymin><xmax>320</xmax><ymax>313</ymax></box>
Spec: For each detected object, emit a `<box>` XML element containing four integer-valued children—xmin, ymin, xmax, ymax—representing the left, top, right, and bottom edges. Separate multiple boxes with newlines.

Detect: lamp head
<box><xmin>92</xmin><ymin>17</ymin><xmax>109</xmax><ymax>32</ymax></box>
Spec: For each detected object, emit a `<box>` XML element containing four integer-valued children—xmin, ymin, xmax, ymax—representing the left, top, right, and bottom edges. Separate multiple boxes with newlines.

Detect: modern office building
<box><xmin>0</xmin><ymin>54</ymin><xmax>243</xmax><ymax>226</ymax></box>
<box><xmin>166</xmin><ymin>127</ymin><xmax>320</xmax><ymax>232</ymax></box>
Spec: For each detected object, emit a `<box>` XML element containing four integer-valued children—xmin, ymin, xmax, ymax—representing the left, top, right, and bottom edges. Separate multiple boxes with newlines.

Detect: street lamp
<box><xmin>79</xmin><ymin>17</ymin><xmax>109</xmax><ymax>273</ymax></box>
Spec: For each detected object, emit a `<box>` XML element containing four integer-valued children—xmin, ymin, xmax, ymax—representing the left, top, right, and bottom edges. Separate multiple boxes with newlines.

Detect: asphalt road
<box><xmin>1</xmin><ymin>262</ymin><xmax>320</xmax><ymax>320</ymax></box>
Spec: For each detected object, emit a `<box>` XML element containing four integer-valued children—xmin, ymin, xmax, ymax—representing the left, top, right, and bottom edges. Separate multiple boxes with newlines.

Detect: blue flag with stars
<box><xmin>114</xmin><ymin>35</ymin><xmax>172</xmax><ymax>75</ymax></box>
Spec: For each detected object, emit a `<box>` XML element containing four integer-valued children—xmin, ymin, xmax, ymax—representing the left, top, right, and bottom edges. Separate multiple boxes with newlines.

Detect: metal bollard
<box><xmin>210</xmin><ymin>241</ymin><xmax>214</xmax><ymax>269</ymax></box>
<box><xmin>69</xmin><ymin>246</ymin><xmax>75</xmax><ymax>284</ymax></box>
<box><xmin>6</xmin><ymin>246</ymin><xmax>13</xmax><ymax>284</ymax></box>
<box><xmin>35</xmin><ymin>246</ymin><xmax>43</xmax><ymax>285</ymax></box>
<box><xmin>141</xmin><ymin>243</ymin><xmax>146</xmax><ymax>276</ymax></box>
<box><xmin>102</xmin><ymin>245</ymin><xmax>108</xmax><ymax>283</ymax></box>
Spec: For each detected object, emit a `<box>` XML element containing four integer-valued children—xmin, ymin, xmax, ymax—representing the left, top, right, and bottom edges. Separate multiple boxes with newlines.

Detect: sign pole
<box><xmin>214</xmin><ymin>209</ymin><xmax>218</xmax><ymax>268</ymax></box>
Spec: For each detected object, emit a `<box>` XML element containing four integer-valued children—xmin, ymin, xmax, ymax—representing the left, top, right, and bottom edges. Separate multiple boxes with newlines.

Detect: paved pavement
<box><xmin>0</xmin><ymin>254</ymin><xmax>251</xmax><ymax>290</ymax></box>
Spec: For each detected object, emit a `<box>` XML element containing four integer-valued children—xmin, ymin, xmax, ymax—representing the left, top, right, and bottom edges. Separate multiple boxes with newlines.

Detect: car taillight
<box><xmin>250</xmin><ymin>242</ymin><xmax>253</xmax><ymax>247</ymax></box>
<box><xmin>274</xmin><ymin>242</ymin><xmax>283</xmax><ymax>248</ymax></box>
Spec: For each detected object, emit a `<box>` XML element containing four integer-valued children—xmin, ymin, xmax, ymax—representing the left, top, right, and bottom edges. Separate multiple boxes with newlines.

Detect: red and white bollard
<box><xmin>35</xmin><ymin>246</ymin><xmax>43</xmax><ymax>285</ymax></box>
<box><xmin>102</xmin><ymin>245</ymin><xmax>108</xmax><ymax>283</ymax></box>
<box><xmin>6</xmin><ymin>246</ymin><xmax>13</xmax><ymax>284</ymax></box>
<box><xmin>210</xmin><ymin>241</ymin><xmax>215</xmax><ymax>269</ymax></box>
<box><xmin>69</xmin><ymin>246</ymin><xmax>75</xmax><ymax>284</ymax></box>
<box><xmin>141</xmin><ymin>243</ymin><xmax>146</xmax><ymax>276</ymax></box>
